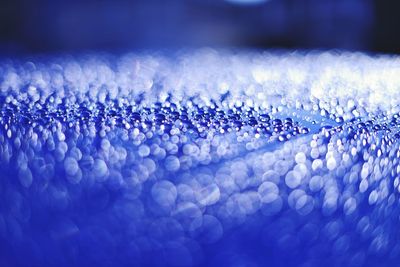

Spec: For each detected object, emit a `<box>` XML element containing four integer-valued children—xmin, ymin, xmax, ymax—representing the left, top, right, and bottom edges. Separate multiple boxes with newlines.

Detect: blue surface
<box><xmin>0</xmin><ymin>50</ymin><xmax>400</xmax><ymax>266</ymax></box>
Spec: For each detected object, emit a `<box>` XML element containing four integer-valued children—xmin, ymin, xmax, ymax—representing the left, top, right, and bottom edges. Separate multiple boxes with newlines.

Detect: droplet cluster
<box><xmin>1</xmin><ymin>50</ymin><xmax>400</xmax><ymax>267</ymax></box>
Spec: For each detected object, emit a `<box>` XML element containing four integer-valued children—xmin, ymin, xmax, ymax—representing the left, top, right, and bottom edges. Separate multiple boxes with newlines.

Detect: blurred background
<box><xmin>0</xmin><ymin>0</ymin><xmax>398</xmax><ymax>55</ymax></box>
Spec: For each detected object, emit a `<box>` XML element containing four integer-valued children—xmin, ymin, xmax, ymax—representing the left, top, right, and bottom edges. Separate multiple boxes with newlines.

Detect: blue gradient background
<box><xmin>0</xmin><ymin>0</ymin><xmax>383</xmax><ymax>54</ymax></box>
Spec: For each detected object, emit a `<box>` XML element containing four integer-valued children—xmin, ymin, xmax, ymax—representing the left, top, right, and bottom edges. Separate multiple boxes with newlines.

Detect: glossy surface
<box><xmin>0</xmin><ymin>50</ymin><xmax>400</xmax><ymax>267</ymax></box>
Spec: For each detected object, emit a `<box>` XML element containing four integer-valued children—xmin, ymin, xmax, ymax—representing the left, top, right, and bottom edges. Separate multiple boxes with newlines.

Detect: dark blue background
<box><xmin>1</xmin><ymin>0</ymin><xmax>397</xmax><ymax>54</ymax></box>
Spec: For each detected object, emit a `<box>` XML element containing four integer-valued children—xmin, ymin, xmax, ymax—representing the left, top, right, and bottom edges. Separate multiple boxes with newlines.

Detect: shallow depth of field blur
<box><xmin>0</xmin><ymin>0</ymin><xmax>399</xmax><ymax>55</ymax></box>
<box><xmin>2</xmin><ymin>1</ymin><xmax>400</xmax><ymax>267</ymax></box>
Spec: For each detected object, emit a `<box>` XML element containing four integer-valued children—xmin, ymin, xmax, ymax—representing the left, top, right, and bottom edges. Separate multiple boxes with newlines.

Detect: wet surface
<box><xmin>0</xmin><ymin>50</ymin><xmax>400</xmax><ymax>266</ymax></box>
